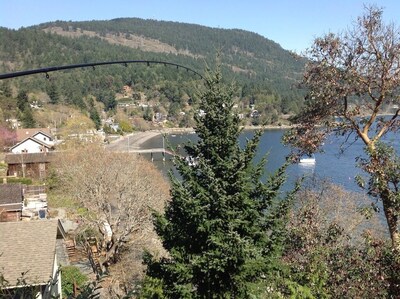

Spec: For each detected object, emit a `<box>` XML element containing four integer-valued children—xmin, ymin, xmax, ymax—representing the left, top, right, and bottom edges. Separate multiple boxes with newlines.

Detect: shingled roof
<box><xmin>0</xmin><ymin>220</ymin><xmax>65</xmax><ymax>286</ymax></box>
<box><xmin>16</xmin><ymin>128</ymin><xmax>52</xmax><ymax>142</ymax></box>
<box><xmin>4</xmin><ymin>152</ymin><xmax>57</xmax><ymax>164</ymax></box>
<box><xmin>0</xmin><ymin>184</ymin><xmax>23</xmax><ymax>211</ymax></box>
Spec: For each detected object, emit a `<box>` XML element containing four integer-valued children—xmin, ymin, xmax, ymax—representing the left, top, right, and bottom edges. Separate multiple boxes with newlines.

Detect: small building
<box><xmin>16</xmin><ymin>128</ymin><xmax>53</xmax><ymax>143</ymax></box>
<box><xmin>22</xmin><ymin>185</ymin><xmax>48</xmax><ymax>220</ymax></box>
<box><xmin>5</xmin><ymin>152</ymin><xmax>56</xmax><ymax>179</ymax></box>
<box><xmin>31</xmin><ymin>131</ymin><xmax>54</xmax><ymax>146</ymax></box>
<box><xmin>10</xmin><ymin>136</ymin><xmax>53</xmax><ymax>154</ymax></box>
<box><xmin>0</xmin><ymin>220</ymin><xmax>66</xmax><ymax>299</ymax></box>
<box><xmin>0</xmin><ymin>184</ymin><xmax>23</xmax><ymax>222</ymax></box>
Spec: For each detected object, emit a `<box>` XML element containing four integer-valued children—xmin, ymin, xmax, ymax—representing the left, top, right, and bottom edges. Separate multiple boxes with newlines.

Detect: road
<box><xmin>105</xmin><ymin>131</ymin><xmax>161</xmax><ymax>152</ymax></box>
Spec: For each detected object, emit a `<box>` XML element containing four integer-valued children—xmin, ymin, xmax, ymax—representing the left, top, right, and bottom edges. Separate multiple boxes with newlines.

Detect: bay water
<box><xmin>141</xmin><ymin>128</ymin><xmax>394</xmax><ymax>236</ymax></box>
<box><xmin>142</xmin><ymin>129</ymin><xmax>365</xmax><ymax>192</ymax></box>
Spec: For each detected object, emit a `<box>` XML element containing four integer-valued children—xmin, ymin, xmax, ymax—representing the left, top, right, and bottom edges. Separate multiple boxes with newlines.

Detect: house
<box><xmin>5</xmin><ymin>152</ymin><xmax>56</xmax><ymax>179</ymax></box>
<box><xmin>10</xmin><ymin>136</ymin><xmax>53</xmax><ymax>154</ymax></box>
<box><xmin>13</xmin><ymin>128</ymin><xmax>55</xmax><ymax>153</ymax></box>
<box><xmin>0</xmin><ymin>184</ymin><xmax>23</xmax><ymax>222</ymax></box>
<box><xmin>0</xmin><ymin>220</ymin><xmax>66</xmax><ymax>298</ymax></box>
<box><xmin>31</xmin><ymin>131</ymin><xmax>54</xmax><ymax>146</ymax></box>
<box><xmin>0</xmin><ymin>184</ymin><xmax>49</xmax><ymax>221</ymax></box>
<box><xmin>16</xmin><ymin>128</ymin><xmax>53</xmax><ymax>144</ymax></box>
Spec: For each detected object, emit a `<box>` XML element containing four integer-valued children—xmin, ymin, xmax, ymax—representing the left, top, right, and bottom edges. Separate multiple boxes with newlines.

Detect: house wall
<box><xmin>33</xmin><ymin>133</ymin><xmax>54</xmax><ymax>146</ymax></box>
<box><xmin>11</xmin><ymin>139</ymin><xmax>49</xmax><ymax>154</ymax></box>
<box><xmin>41</xmin><ymin>254</ymin><xmax>61</xmax><ymax>299</ymax></box>
<box><xmin>51</xmin><ymin>254</ymin><xmax>62</xmax><ymax>299</ymax></box>
<box><xmin>7</xmin><ymin>162</ymin><xmax>50</xmax><ymax>179</ymax></box>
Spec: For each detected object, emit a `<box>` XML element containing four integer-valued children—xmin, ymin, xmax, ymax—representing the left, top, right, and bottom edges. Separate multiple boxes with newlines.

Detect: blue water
<box><xmin>142</xmin><ymin>128</ymin><xmax>397</xmax><ymax>237</ymax></box>
<box><xmin>142</xmin><ymin>129</ymin><xmax>367</xmax><ymax>192</ymax></box>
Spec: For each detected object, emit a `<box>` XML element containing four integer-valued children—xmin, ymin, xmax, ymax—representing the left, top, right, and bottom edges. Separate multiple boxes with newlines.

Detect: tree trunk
<box><xmin>367</xmin><ymin>143</ymin><xmax>400</xmax><ymax>254</ymax></box>
<box><xmin>382</xmin><ymin>195</ymin><xmax>400</xmax><ymax>253</ymax></box>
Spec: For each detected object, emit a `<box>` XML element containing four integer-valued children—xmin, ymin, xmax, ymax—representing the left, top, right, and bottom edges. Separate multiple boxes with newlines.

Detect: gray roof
<box><xmin>0</xmin><ymin>220</ymin><xmax>64</xmax><ymax>286</ymax></box>
<box><xmin>0</xmin><ymin>184</ymin><xmax>23</xmax><ymax>211</ymax></box>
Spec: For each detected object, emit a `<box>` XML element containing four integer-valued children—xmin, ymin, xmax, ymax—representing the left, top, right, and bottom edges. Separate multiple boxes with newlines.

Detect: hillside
<box><xmin>0</xmin><ymin>18</ymin><xmax>306</xmax><ymax>131</ymax></box>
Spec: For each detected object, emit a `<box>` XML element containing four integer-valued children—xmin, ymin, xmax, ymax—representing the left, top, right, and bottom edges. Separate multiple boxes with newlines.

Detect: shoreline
<box><xmin>117</xmin><ymin>125</ymin><xmax>293</xmax><ymax>149</ymax></box>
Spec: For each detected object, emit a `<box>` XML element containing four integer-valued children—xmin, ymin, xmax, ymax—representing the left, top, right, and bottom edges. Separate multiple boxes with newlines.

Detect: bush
<box><xmin>6</xmin><ymin>177</ymin><xmax>32</xmax><ymax>184</ymax></box>
<box><xmin>281</xmin><ymin>181</ymin><xmax>396</xmax><ymax>298</ymax></box>
<box><xmin>61</xmin><ymin>266</ymin><xmax>89</xmax><ymax>298</ymax></box>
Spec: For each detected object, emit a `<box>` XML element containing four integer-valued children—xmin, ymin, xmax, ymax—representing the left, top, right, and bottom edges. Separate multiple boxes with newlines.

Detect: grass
<box><xmin>47</xmin><ymin>192</ymin><xmax>79</xmax><ymax>209</ymax></box>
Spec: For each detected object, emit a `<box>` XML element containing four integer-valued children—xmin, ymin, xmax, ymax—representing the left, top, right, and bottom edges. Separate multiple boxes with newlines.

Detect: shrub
<box><xmin>6</xmin><ymin>177</ymin><xmax>32</xmax><ymax>184</ymax></box>
<box><xmin>61</xmin><ymin>266</ymin><xmax>89</xmax><ymax>298</ymax></box>
<box><xmin>281</xmin><ymin>181</ymin><xmax>396</xmax><ymax>297</ymax></box>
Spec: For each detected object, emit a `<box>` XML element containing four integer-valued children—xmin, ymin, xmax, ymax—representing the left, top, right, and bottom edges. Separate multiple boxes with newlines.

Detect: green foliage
<box><xmin>47</xmin><ymin>82</ymin><xmax>60</xmax><ymax>104</ymax></box>
<box><xmin>0</xmin><ymin>20</ymin><xmax>305</xmax><ymax>126</ymax></box>
<box><xmin>283</xmin><ymin>6</ymin><xmax>400</xmax><ymax>253</ymax></box>
<box><xmin>72</xmin><ymin>280</ymin><xmax>102</xmax><ymax>299</ymax></box>
<box><xmin>358</xmin><ymin>142</ymin><xmax>400</xmax><ymax>199</ymax></box>
<box><xmin>139</xmin><ymin>274</ymin><xmax>165</xmax><ymax>299</ymax></box>
<box><xmin>119</xmin><ymin>119</ymin><xmax>133</xmax><ymax>133</ymax></box>
<box><xmin>281</xmin><ymin>183</ymin><xmax>398</xmax><ymax>298</ymax></box>
<box><xmin>16</xmin><ymin>90</ymin><xmax>28</xmax><ymax>111</ymax></box>
<box><xmin>0</xmin><ymin>268</ymin><xmax>95</xmax><ymax>299</ymax></box>
<box><xmin>61</xmin><ymin>266</ymin><xmax>89</xmax><ymax>298</ymax></box>
<box><xmin>143</xmin><ymin>106</ymin><xmax>153</xmax><ymax>121</ymax></box>
<box><xmin>142</xmin><ymin>69</ymin><xmax>291</xmax><ymax>298</ymax></box>
<box><xmin>89</xmin><ymin>108</ymin><xmax>101</xmax><ymax>130</ymax></box>
<box><xmin>1</xmin><ymin>81</ymin><xmax>12</xmax><ymax>98</ymax></box>
<box><xmin>5</xmin><ymin>177</ymin><xmax>32</xmax><ymax>184</ymax></box>
<box><xmin>102</xmin><ymin>124</ymin><xmax>114</xmax><ymax>134</ymax></box>
<box><xmin>20</xmin><ymin>106</ymin><xmax>36</xmax><ymax>128</ymax></box>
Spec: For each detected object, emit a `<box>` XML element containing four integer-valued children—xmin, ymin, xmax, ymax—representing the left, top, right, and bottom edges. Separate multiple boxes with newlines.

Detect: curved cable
<box><xmin>0</xmin><ymin>60</ymin><xmax>204</xmax><ymax>80</ymax></box>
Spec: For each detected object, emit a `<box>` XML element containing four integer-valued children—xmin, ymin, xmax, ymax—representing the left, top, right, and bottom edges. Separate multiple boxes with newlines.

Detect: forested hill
<box><xmin>0</xmin><ymin>18</ymin><xmax>306</xmax><ymax>128</ymax></box>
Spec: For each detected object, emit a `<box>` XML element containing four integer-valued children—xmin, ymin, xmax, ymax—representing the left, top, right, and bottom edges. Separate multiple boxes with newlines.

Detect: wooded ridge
<box><xmin>0</xmin><ymin>17</ymin><xmax>306</xmax><ymax>128</ymax></box>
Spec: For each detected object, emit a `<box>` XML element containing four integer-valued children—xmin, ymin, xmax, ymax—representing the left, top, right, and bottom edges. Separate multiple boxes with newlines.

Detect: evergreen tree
<box><xmin>21</xmin><ymin>106</ymin><xmax>36</xmax><ymax>128</ymax></box>
<box><xmin>143</xmin><ymin>106</ymin><xmax>153</xmax><ymax>121</ymax></box>
<box><xmin>16</xmin><ymin>90</ymin><xmax>28</xmax><ymax>111</ymax></box>
<box><xmin>142</xmin><ymin>69</ymin><xmax>292</xmax><ymax>298</ymax></box>
<box><xmin>89</xmin><ymin>108</ymin><xmax>101</xmax><ymax>130</ymax></box>
<box><xmin>47</xmin><ymin>82</ymin><xmax>60</xmax><ymax>104</ymax></box>
<box><xmin>1</xmin><ymin>81</ymin><xmax>12</xmax><ymax>98</ymax></box>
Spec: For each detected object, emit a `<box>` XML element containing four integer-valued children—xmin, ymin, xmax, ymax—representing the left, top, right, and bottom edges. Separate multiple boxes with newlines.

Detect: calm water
<box><xmin>141</xmin><ymin>129</ymin><xmax>367</xmax><ymax>192</ymax></box>
<box><xmin>141</xmin><ymin>128</ymin><xmax>396</xmax><ymax>236</ymax></box>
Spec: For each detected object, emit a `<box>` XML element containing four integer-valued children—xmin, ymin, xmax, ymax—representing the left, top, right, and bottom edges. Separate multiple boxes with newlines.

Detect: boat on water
<box><xmin>185</xmin><ymin>156</ymin><xmax>198</xmax><ymax>166</ymax></box>
<box><xmin>299</xmin><ymin>155</ymin><xmax>316</xmax><ymax>164</ymax></box>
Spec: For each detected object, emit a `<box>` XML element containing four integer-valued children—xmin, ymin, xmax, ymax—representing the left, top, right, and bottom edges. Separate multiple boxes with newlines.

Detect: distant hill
<box><xmin>0</xmin><ymin>18</ymin><xmax>306</xmax><ymax>129</ymax></box>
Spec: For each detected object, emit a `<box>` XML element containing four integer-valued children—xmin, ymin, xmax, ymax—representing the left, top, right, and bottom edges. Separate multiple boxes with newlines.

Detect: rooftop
<box><xmin>0</xmin><ymin>184</ymin><xmax>23</xmax><ymax>210</ymax></box>
<box><xmin>0</xmin><ymin>220</ymin><xmax>65</xmax><ymax>286</ymax></box>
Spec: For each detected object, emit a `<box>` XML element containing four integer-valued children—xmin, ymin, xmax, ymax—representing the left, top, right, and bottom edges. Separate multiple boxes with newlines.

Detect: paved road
<box><xmin>105</xmin><ymin>131</ymin><xmax>161</xmax><ymax>152</ymax></box>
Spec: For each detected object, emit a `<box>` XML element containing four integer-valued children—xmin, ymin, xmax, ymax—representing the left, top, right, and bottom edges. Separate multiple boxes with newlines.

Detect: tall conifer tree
<box><xmin>143</xmin><ymin>69</ymin><xmax>291</xmax><ymax>298</ymax></box>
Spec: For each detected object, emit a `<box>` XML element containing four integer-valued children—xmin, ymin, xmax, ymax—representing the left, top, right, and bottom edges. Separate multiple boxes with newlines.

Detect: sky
<box><xmin>1</xmin><ymin>0</ymin><xmax>400</xmax><ymax>53</ymax></box>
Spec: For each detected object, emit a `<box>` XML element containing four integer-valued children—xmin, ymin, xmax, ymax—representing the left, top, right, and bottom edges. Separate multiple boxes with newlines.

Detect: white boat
<box><xmin>299</xmin><ymin>155</ymin><xmax>316</xmax><ymax>164</ymax></box>
<box><xmin>185</xmin><ymin>156</ymin><xmax>198</xmax><ymax>166</ymax></box>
